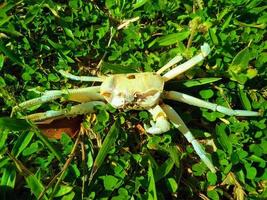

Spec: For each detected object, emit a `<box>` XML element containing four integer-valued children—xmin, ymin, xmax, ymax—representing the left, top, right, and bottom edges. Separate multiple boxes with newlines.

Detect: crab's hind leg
<box><xmin>163</xmin><ymin>91</ymin><xmax>260</xmax><ymax>116</ymax></box>
<box><xmin>162</xmin><ymin>43</ymin><xmax>210</xmax><ymax>81</ymax></box>
<box><xmin>25</xmin><ymin>101</ymin><xmax>105</xmax><ymax>122</ymax></box>
<box><xmin>13</xmin><ymin>86</ymin><xmax>103</xmax><ymax>112</ymax></box>
<box><xmin>161</xmin><ymin>104</ymin><xmax>216</xmax><ymax>173</ymax></box>
<box><xmin>59</xmin><ymin>70</ymin><xmax>104</xmax><ymax>82</ymax></box>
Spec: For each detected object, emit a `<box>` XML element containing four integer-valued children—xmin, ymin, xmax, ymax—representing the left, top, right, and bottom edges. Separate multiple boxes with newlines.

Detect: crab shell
<box><xmin>100</xmin><ymin>72</ymin><xmax>164</xmax><ymax>109</ymax></box>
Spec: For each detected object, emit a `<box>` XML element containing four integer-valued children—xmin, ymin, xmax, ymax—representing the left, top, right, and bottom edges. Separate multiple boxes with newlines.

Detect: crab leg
<box><xmin>144</xmin><ymin>105</ymin><xmax>171</xmax><ymax>134</ymax></box>
<box><xmin>156</xmin><ymin>55</ymin><xmax>183</xmax><ymax>74</ymax></box>
<box><xmin>24</xmin><ymin>101</ymin><xmax>105</xmax><ymax>122</ymax></box>
<box><xmin>163</xmin><ymin>91</ymin><xmax>260</xmax><ymax>116</ymax></box>
<box><xmin>13</xmin><ymin>87</ymin><xmax>103</xmax><ymax>112</ymax></box>
<box><xmin>162</xmin><ymin>43</ymin><xmax>210</xmax><ymax>81</ymax></box>
<box><xmin>161</xmin><ymin>104</ymin><xmax>216</xmax><ymax>173</ymax></box>
<box><xmin>59</xmin><ymin>70</ymin><xmax>104</xmax><ymax>82</ymax></box>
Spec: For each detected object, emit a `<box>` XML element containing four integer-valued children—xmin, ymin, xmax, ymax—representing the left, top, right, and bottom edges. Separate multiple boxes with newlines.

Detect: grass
<box><xmin>0</xmin><ymin>0</ymin><xmax>266</xmax><ymax>199</ymax></box>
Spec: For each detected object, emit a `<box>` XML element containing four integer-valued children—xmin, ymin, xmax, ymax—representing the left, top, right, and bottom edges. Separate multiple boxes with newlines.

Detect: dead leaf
<box><xmin>38</xmin><ymin>116</ymin><xmax>82</xmax><ymax>139</ymax></box>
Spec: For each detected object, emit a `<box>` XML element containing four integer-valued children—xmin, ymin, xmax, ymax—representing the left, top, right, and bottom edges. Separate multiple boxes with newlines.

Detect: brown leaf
<box><xmin>38</xmin><ymin>116</ymin><xmax>83</xmax><ymax>139</ymax></box>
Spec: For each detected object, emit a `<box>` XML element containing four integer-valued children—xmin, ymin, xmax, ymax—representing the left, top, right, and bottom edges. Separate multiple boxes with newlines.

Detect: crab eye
<box><xmin>126</xmin><ymin>74</ymin><xmax>136</xmax><ymax>79</ymax></box>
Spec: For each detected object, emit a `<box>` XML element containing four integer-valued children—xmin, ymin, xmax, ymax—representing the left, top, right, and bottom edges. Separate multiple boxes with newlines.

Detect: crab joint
<box><xmin>144</xmin><ymin>105</ymin><xmax>170</xmax><ymax>134</ymax></box>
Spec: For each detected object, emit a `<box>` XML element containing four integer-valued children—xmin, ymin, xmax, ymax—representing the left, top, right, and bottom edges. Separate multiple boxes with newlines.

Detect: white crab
<box><xmin>14</xmin><ymin>44</ymin><xmax>260</xmax><ymax>172</ymax></box>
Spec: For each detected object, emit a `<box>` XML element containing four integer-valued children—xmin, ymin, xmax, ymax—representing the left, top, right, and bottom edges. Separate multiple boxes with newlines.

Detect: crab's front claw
<box><xmin>144</xmin><ymin>105</ymin><xmax>170</xmax><ymax>134</ymax></box>
<box><xmin>144</xmin><ymin>117</ymin><xmax>170</xmax><ymax>134</ymax></box>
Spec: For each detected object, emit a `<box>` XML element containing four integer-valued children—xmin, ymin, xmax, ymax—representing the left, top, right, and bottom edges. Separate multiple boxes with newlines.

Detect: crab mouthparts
<box><xmin>106</xmin><ymin>90</ymin><xmax>162</xmax><ymax>110</ymax></box>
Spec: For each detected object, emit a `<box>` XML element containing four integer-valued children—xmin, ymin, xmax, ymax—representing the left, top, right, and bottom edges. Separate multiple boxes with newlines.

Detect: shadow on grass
<box><xmin>0</xmin><ymin>186</ymin><xmax>20</xmax><ymax>200</ymax></box>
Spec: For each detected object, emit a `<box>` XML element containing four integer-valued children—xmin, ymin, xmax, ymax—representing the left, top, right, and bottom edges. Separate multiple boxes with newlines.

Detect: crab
<box><xmin>13</xmin><ymin>43</ymin><xmax>260</xmax><ymax>173</ymax></box>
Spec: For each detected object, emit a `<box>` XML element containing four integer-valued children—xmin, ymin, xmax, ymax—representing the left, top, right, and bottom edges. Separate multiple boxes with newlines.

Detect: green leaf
<box><xmin>48</xmin><ymin>73</ymin><xmax>60</xmax><ymax>82</ymax></box>
<box><xmin>245</xmin><ymin>164</ymin><xmax>257</xmax><ymax>179</ymax></box>
<box><xmin>209</xmin><ymin>28</ymin><xmax>219</xmax><ymax>45</ymax></box>
<box><xmin>22</xmin><ymin>72</ymin><xmax>32</xmax><ymax>81</ymax></box>
<box><xmin>207</xmin><ymin>171</ymin><xmax>217</xmax><ymax>185</ymax></box>
<box><xmin>64</xmin><ymin>28</ymin><xmax>75</xmax><ymax>40</ymax></box>
<box><xmin>0</xmin><ymin>117</ymin><xmax>31</xmax><ymax>131</ymax></box>
<box><xmin>47</xmin><ymin>38</ymin><xmax>63</xmax><ymax>50</ymax></box>
<box><xmin>54</xmin><ymin>185</ymin><xmax>73</xmax><ymax>197</ymax></box>
<box><xmin>0</xmin><ymin>129</ymin><xmax>9</xmax><ymax>151</ymax></box>
<box><xmin>166</xmin><ymin>178</ymin><xmax>178</xmax><ymax>193</ymax></box>
<box><xmin>0</xmin><ymin>42</ymin><xmax>24</xmax><ymax>67</ymax></box>
<box><xmin>133</xmin><ymin>0</ymin><xmax>149</xmax><ymax>9</ymax></box>
<box><xmin>97</xmin><ymin>110</ymin><xmax>110</xmax><ymax>124</ymax></box>
<box><xmin>238</xmin><ymin>86</ymin><xmax>251</xmax><ymax>110</ymax></box>
<box><xmin>154</xmin><ymin>158</ymin><xmax>175</xmax><ymax>182</ymax></box>
<box><xmin>105</xmin><ymin>0</ymin><xmax>116</xmax><ymax>9</ymax></box>
<box><xmin>248</xmin><ymin>155</ymin><xmax>266</xmax><ymax>167</ymax></box>
<box><xmin>249</xmin><ymin>144</ymin><xmax>263</xmax><ymax>157</ymax></box>
<box><xmin>216</xmin><ymin>124</ymin><xmax>232</xmax><ymax>155</ymax></box>
<box><xmin>148</xmin><ymin>161</ymin><xmax>157</xmax><ymax>200</ymax></box>
<box><xmin>87</xmin><ymin>151</ymin><xmax>93</xmax><ymax>169</ymax></box>
<box><xmin>43</xmin><ymin>3</ymin><xmax>60</xmax><ymax>18</ymax></box>
<box><xmin>0</xmin><ymin>166</ymin><xmax>16</xmax><ymax>188</ymax></box>
<box><xmin>33</xmin><ymin>130</ymin><xmax>64</xmax><ymax>163</ymax></box>
<box><xmin>199</xmin><ymin>89</ymin><xmax>214</xmax><ymax>99</ymax></box>
<box><xmin>139</xmin><ymin>111</ymin><xmax>149</xmax><ymax>120</ymax></box>
<box><xmin>92</xmin><ymin>120</ymin><xmax>120</xmax><ymax>173</ymax></box>
<box><xmin>112</xmin><ymin>188</ymin><xmax>129</xmax><ymax>200</ymax></box>
<box><xmin>22</xmin><ymin>142</ymin><xmax>40</xmax><ymax>156</ymax></box>
<box><xmin>25</xmin><ymin>174</ymin><xmax>48</xmax><ymax>199</ymax></box>
<box><xmin>229</xmin><ymin>46</ymin><xmax>250</xmax><ymax>73</ymax></box>
<box><xmin>150</xmin><ymin>31</ymin><xmax>190</xmax><ymax>47</ymax></box>
<box><xmin>207</xmin><ymin>189</ymin><xmax>220</xmax><ymax>200</ymax></box>
<box><xmin>0</xmin><ymin>26</ymin><xmax>23</xmax><ymax>37</ymax></box>
<box><xmin>261</xmin><ymin>140</ymin><xmax>267</xmax><ymax>154</ymax></box>
<box><xmin>228</xmin><ymin>46</ymin><xmax>251</xmax><ymax>84</ymax></box>
<box><xmin>221</xmin><ymin>13</ymin><xmax>233</xmax><ymax>31</ymax></box>
<box><xmin>102</xmin><ymin>62</ymin><xmax>137</xmax><ymax>73</ymax></box>
<box><xmin>202</xmin><ymin>111</ymin><xmax>224</xmax><ymax>122</ymax></box>
<box><xmin>62</xmin><ymin>192</ymin><xmax>75</xmax><ymax>200</ymax></box>
<box><xmin>165</xmin><ymin>145</ymin><xmax>181</xmax><ymax>168</ymax></box>
<box><xmin>182</xmin><ymin>78</ymin><xmax>221</xmax><ymax>87</ymax></box>
<box><xmin>11</xmin><ymin>131</ymin><xmax>34</xmax><ymax>158</ymax></box>
<box><xmin>100</xmin><ymin>175</ymin><xmax>120</xmax><ymax>191</ymax></box>
<box><xmin>192</xmin><ymin>162</ymin><xmax>207</xmax><ymax>176</ymax></box>
<box><xmin>60</xmin><ymin>133</ymin><xmax>74</xmax><ymax>155</ymax></box>
<box><xmin>0</xmin><ymin>54</ymin><xmax>4</xmax><ymax>70</ymax></box>
<box><xmin>256</xmin><ymin>52</ymin><xmax>267</xmax><ymax>68</ymax></box>
<box><xmin>217</xmin><ymin>7</ymin><xmax>232</xmax><ymax>21</ymax></box>
<box><xmin>0</xmin><ymin>76</ymin><xmax>6</xmax><ymax>87</ymax></box>
<box><xmin>246</xmin><ymin>68</ymin><xmax>257</xmax><ymax>79</ymax></box>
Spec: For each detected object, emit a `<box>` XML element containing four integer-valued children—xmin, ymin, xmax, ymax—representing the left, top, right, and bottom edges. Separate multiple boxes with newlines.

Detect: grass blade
<box><xmin>7</xmin><ymin>152</ymin><xmax>48</xmax><ymax>200</ymax></box>
<box><xmin>0</xmin><ymin>166</ymin><xmax>16</xmax><ymax>199</ymax></box>
<box><xmin>11</xmin><ymin>131</ymin><xmax>34</xmax><ymax>158</ymax></box>
<box><xmin>148</xmin><ymin>160</ymin><xmax>157</xmax><ymax>200</ymax></box>
<box><xmin>0</xmin><ymin>42</ymin><xmax>24</xmax><ymax>67</ymax></box>
<box><xmin>91</xmin><ymin>120</ymin><xmax>120</xmax><ymax>178</ymax></box>
<box><xmin>0</xmin><ymin>117</ymin><xmax>31</xmax><ymax>131</ymax></box>
<box><xmin>33</xmin><ymin>129</ymin><xmax>64</xmax><ymax>163</ymax></box>
<box><xmin>154</xmin><ymin>158</ymin><xmax>175</xmax><ymax>182</ymax></box>
<box><xmin>183</xmin><ymin>78</ymin><xmax>222</xmax><ymax>87</ymax></box>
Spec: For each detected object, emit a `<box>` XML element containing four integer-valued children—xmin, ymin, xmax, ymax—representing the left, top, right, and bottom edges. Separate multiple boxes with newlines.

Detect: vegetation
<box><xmin>0</xmin><ymin>0</ymin><xmax>266</xmax><ymax>199</ymax></box>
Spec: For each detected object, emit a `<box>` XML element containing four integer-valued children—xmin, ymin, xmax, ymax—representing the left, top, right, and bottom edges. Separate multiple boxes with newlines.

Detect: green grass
<box><xmin>0</xmin><ymin>0</ymin><xmax>266</xmax><ymax>199</ymax></box>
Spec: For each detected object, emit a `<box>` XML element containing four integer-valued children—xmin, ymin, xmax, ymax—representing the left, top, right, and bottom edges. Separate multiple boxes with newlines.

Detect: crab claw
<box><xmin>144</xmin><ymin>116</ymin><xmax>170</xmax><ymax>134</ymax></box>
<box><xmin>144</xmin><ymin>105</ymin><xmax>170</xmax><ymax>134</ymax></box>
<box><xmin>200</xmin><ymin>43</ymin><xmax>211</xmax><ymax>57</ymax></box>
